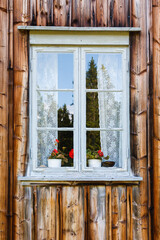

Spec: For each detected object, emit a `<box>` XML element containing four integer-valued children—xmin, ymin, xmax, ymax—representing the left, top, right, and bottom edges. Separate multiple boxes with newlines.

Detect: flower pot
<box><xmin>48</xmin><ymin>159</ymin><xmax>61</xmax><ymax>168</ymax></box>
<box><xmin>88</xmin><ymin>159</ymin><xmax>101</xmax><ymax>168</ymax></box>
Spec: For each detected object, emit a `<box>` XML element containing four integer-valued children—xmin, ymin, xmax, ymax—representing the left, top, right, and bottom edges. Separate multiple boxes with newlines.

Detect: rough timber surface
<box><xmin>0</xmin><ymin>0</ymin><xmax>156</xmax><ymax>239</ymax></box>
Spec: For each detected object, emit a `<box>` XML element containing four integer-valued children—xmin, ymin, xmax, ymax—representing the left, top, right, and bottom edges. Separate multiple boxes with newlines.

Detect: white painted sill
<box><xmin>18</xmin><ymin>175</ymin><xmax>142</xmax><ymax>186</ymax></box>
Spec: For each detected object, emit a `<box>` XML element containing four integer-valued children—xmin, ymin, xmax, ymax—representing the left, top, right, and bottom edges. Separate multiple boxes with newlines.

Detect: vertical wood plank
<box><xmin>127</xmin><ymin>186</ymin><xmax>133</xmax><ymax>240</ymax></box>
<box><xmin>8</xmin><ymin>0</ymin><xmax>14</xmax><ymax>239</ymax></box>
<box><xmin>91</xmin><ymin>0</ymin><xmax>96</xmax><ymax>27</ymax></box>
<box><xmin>0</xmin><ymin>2</ymin><xmax>8</xmax><ymax>240</ymax></box>
<box><xmin>24</xmin><ymin>187</ymin><xmax>32</xmax><ymax>240</ymax></box>
<box><xmin>112</xmin><ymin>186</ymin><xmax>127</xmax><ymax>240</ymax></box>
<box><xmin>96</xmin><ymin>0</ymin><xmax>107</xmax><ymax>27</ymax></box>
<box><xmin>56</xmin><ymin>186</ymin><xmax>62</xmax><ymax>240</ymax></box>
<box><xmin>106</xmin><ymin>186</ymin><xmax>112</xmax><ymax>240</ymax></box>
<box><xmin>88</xmin><ymin>186</ymin><xmax>106</xmax><ymax>240</ymax></box>
<box><xmin>153</xmin><ymin>1</ymin><xmax>160</xmax><ymax>238</ymax></box>
<box><xmin>72</xmin><ymin>0</ymin><xmax>81</xmax><ymax>26</ymax></box>
<box><xmin>81</xmin><ymin>0</ymin><xmax>91</xmax><ymax>27</ymax></box>
<box><xmin>130</xmin><ymin>0</ymin><xmax>149</xmax><ymax>239</ymax></box>
<box><xmin>62</xmin><ymin>186</ymin><xmax>84</xmax><ymax>240</ymax></box>
<box><xmin>54</xmin><ymin>0</ymin><xmax>71</xmax><ymax>27</ymax></box>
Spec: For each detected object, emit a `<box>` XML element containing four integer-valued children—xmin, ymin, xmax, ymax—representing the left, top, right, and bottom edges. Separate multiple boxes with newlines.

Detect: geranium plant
<box><xmin>48</xmin><ymin>139</ymin><xmax>67</xmax><ymax>162</ymax></box>
<box><xmin>86</xmin><ymin>149</ymin><xmax>109</xmax><ymax>160</ymax></box>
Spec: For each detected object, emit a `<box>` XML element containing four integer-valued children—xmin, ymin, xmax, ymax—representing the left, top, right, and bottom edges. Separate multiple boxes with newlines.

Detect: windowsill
<box><xmin>18</xmin><ymin>175</ymin><xmax>142</xmax><ymax>186</ymax></box>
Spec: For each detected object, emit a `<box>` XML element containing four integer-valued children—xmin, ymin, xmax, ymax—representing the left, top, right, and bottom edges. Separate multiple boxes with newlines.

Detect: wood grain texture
<box><xmin>88</xmin><ymin>186</ymin><xmax>106</xmax><ymax>240</ymax></box>
<box><xmin>153</xmin><ymin>1</ymin><xmax>160</xmax><ymax>239</ymax></box>
<box><xmin>130</xmin><ymin>0</ymin><xmax>149</xmax><ymax>239</ymax></box>
<box><xmin>62</xmin><ymin>186</ymin><xmax>84</xmax><ymax>240</ymax></box>
<box><xmin>106</xmin><ymin>186</ymin><xmax>112</xmax><ymax>240</ymax></box>
<box><xmin>2</xmin><ymin>1</ymin><xmax>155</xmax><ymax>240</ymax></box>
<box><xmin>0</xmin><ymin>3</ymin><xmax>8</xmax><ymax>239</ymax></box>
<box><xmin>13</xmin><ymin>0</ymin><xmax>30</xmax><ymax>238</ymax></box>
<box><xmin>112</xmin><ymin>186</ymin><xmax>127</xmax><ymax>240</ymax></box>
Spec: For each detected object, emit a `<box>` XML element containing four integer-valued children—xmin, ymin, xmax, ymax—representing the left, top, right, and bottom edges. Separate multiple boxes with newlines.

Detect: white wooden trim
<box><xmin>29</xmin><ymin>32</ymin><xmax>132</xmax><ymax>181</ymax></box>
<box><xmin>18</xmin><ymin>175</ymin><xmax>143</xmax><ymax>185</ymax></box>
<box><xmin>29</xmin><ymin>31</ymin><xmax>130</xmax><ymax>46</ymax></box>
<box><xmin>18</xmin><ymin>26</ymin><xmax>141</xmax><ymax>32</ymax></box>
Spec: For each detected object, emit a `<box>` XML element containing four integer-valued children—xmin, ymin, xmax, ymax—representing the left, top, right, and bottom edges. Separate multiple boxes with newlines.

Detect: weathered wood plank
<box><xmin>0</xmin><ymin>5</ymin><xmax>8</xmax><ymax>240</ymax></box>
<box><xmin>96</xmin><ymin>0</ymin><xmax>107</xmax><ymax>27</ymax></box>
<box><xmin>112</xmin><ymin>186</ymin><xmax>127</xmax><ymax>240</ymax></box>
<box><xmin>72</xmin><ymin>0</ymin><xmax>81</xmax><ymax>26</ymax></box>
<box><xmin>153</xmin><ymin>2</ymin><xmax>160</xmax><ymax>238</ymax></box>
<box><xmin>54</xmin><ymin>0</ymin><xmax>71</xmax><ymax>26</ymax></box>
<box><xmin>36</xmin><ymin>187</ymin><xmax>56</xmax><ymax>239</ymax></box>
<box><xmin>130</xmin><ymin>1</ymin><xmax>149</xmax><ymax>239</ymax></box>
<box><xmin>88</xmin><ymin>186</ymin><xmax>106</xmax><ymax>240</ymax></box>
<box><xmin>91</xmin><ymin>0</ymin><xmax>96</xmax><ymax>27</ymax></box>
<box><xmin>127</xmin><ymin>186</ymin><xmax>133</xmax><ymax>240</ymax></box>
<box><xmin>13</xmin><ymin>0</ymin><xmax>29</xmax><ymax>236</ymax></box>
<box><xmin>106</xmin><ymin>186</ymin><xmax>112</xmax><ymax>240</ymax></box>
<box><xmin>62</xmin><ymin>186</ymin><xmax>84</xmax><ymax>240</ymax></box>
<box><xmin>81</xmin><ymin>0</ymin><xmax>91</xmax><ymax>27</ymax></box>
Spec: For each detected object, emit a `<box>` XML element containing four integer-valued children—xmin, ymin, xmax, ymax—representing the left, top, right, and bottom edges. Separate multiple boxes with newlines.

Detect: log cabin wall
<box><xmin>0</xmin><ymin>0</ymin><xmax>158</xmax><ymax>239</ymax></box>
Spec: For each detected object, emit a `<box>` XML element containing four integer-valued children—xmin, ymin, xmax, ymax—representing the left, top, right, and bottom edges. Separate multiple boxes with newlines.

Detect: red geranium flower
<box><xmin>69</xmin><ymin>149</ymin><xmax>74</xmax><ymax>159</ymax></box>
<box><xmin>53</xmin><ymin>149</ymin><xmax>58</xmax><ymax>154</ymax></box>
<box><xmin>98</xmin><ymin>150</ymin><xmax>103</xmax><ymax>157</ymax></box>
<box><xmin>56</xmin><ymin>139</ymin><xmax>59</xmax><ymax>143</ymax></box>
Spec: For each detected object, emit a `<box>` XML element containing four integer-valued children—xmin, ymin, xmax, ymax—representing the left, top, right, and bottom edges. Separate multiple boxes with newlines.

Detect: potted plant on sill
<box><xmin>48</xmin><ymin>139</ymin><xmax>67</xmax><ymax>168</ymax></box>
<box><xmin>87</xmin><ymin>149</ymin><xmax>109</xmax><ymax>168</ymax></box>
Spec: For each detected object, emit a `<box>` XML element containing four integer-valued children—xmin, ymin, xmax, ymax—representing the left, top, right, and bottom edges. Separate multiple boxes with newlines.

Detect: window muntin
<box><xmin>30</xmin><ymin>46</ymin><xmax>129</xmax><ymax>176</ymax></box>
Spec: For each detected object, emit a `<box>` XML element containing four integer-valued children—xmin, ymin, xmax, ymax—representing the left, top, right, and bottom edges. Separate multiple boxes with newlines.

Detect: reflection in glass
<box><xmin>58</xmin><ymin>131</ymin><xmax>74</xmax><ymax>167</ymax></box>
<box><xmin>58</xmin><ymin>92</ymin><xmax>74</xmax><ymax>128</ymax></box>
<box><xmin>37</xmin><ymin>52</ymin><xmax>74</xmax><ymax>90</ymax></box>
<box><xmin>86</xmin><ymin>92</ymin><xmax>100</xmax><ymax>128</ymax></box>
<box><xmin>37</xmin><ymin>130</ymin><xmax>74</xmax><ymax>167</ymax></box>
<box><xmin>86</xmin><ymin>53</ymin><xmax>122</xmax><ymax>90</ymax></box>
<box><xmin>86</xmin><ymin>92</ymin><xmax>122</xmax><ymax>128</ymax></box>
<box><xmin>37</xmin><ymin>91</ymin><xmax>57</xmax><ymax>128</ymax></box>
<box><xmin>58</xmin><ymin>54</ymin><xmax>74</xmax><ymax>89</ymax></box>
<box><xmin>86</xmin><ymin>131</ymin><xmax>121</xmax><ymax>167</ymax></box>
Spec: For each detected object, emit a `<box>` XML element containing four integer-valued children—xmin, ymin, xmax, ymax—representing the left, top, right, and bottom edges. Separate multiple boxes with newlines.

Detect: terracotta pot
<box><xmin>88</xmin><ymin>159</ymin><xmax>101</xmax><ymax>168</ymax></box>
<box><xmin>48</xmin><ymin>159</ymin><xmax>61</xmax><ymax>168</ymax></box>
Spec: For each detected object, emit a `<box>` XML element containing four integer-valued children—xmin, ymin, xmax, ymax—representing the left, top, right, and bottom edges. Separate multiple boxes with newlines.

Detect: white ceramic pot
<box><xmin>48</xmin><ymin>159</ymin><xmax>61</xmax><ymax>168</ymax></box>
<box><xmin>88</xmin><ymin>159</ymin><xmax>101</xmax><ymax>168</ymax></box>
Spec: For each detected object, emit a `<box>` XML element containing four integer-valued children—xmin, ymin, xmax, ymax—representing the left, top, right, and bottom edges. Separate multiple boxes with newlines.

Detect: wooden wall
<box><xmin>0</xmin><ymin>0</ymin><xmax>158</xmax><ymax>239</ymax></box>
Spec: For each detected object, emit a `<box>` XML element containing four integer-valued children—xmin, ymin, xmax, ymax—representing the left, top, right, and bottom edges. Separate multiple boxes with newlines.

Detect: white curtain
<box><xmin>97</xmin><ymin>54</ymin><xmax>122</xmax><ymax>166</ymax></box>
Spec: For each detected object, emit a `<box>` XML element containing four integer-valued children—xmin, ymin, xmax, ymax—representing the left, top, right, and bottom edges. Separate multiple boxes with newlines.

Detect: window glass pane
<box><xmin>37</xmin><ymin>130</ymin><xmax>57</xmax><ymax>167</ymax></box>
<box><xmin>37</xmin><ymin>52</ymin><xmax>74</xmax><ymax>90</ymax></box>
<box><xmin>37</xmin><ymin>91</ymin><xmax>74</xmax><ymax>128</ymax></box>
<box><xmin>86</xmin><ymin>53</ymin><xmax>122</xmax><ymax>90</ymax></box>
<box><xmin>37</xmin><ymin>91</ymin><xmax>57</xmax><ymax>128</ymax></box>
<box><xmin>86</xmin><ymin>92</ymin><xmax>122</xmax><ymax>128</ymax></box>
<box><xmin>58</xmin><ymin>54</ymin><xmax>74</xmax><ymax>89</ymax></box>
<box><xmin>37</xmin><ymin>130</ymin><xmax>74</xmax><ymax>167</ymax></box>
<box><xmin>58</xmin><ymin>92</ymin><xmax>74</xmax><ymax>128</ymax></box>
<box><xmin>58</xmin><ymin>131</ymin><xmax>74</xmax><ymax>167</ymax></box>
<box><xmin>86</xmin><ymin>131</ymin><xmax>122</xmax><ymax>167</ymax></box>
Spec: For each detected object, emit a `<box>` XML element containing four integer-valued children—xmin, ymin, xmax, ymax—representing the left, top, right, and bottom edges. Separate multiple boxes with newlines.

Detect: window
<box><xmin>29</xmin><ymin>29</ymin><xmax>130</xmax><ymax>180</ymax></box>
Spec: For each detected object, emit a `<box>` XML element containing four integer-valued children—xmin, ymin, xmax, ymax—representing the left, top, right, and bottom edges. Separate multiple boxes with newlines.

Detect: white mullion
<box><xmin>86</xmin><ymin>128</ymin><xmax>123</xmax><ymax>131</ymax></box>
<box><xmin>36</xmin><ymin>89</ymin><xmax>74</xmax><ymax>92</ymax></box>
<box><xmin>37</xmin><ymin>127</ymin><xmax>75</xmax><ymax>131</ymax></box>
<box><xmin>86</xmin><ymin>89</ymin><xmax>123</xmax><ymax>92</ymax></box>
<box><xmin>78</xmin><ymin>47</ymin><xmax>81</xmax><ymax>171</ymax></box>
<box><xmin>72</xmin><ymin>48</ymin><xmax>79</xmax><ymax>171</ymax></box>
<box><xmin>81</xmin><ymin>48</ymin><xmax>87</xmax><ymax>170</ymax></box>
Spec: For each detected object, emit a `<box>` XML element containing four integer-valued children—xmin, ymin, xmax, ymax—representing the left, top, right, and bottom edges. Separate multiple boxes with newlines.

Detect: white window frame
<box><xmin>28</xmin><ymin>29</ymin><xmax>132</xmax><ymax>181</ymax></box>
